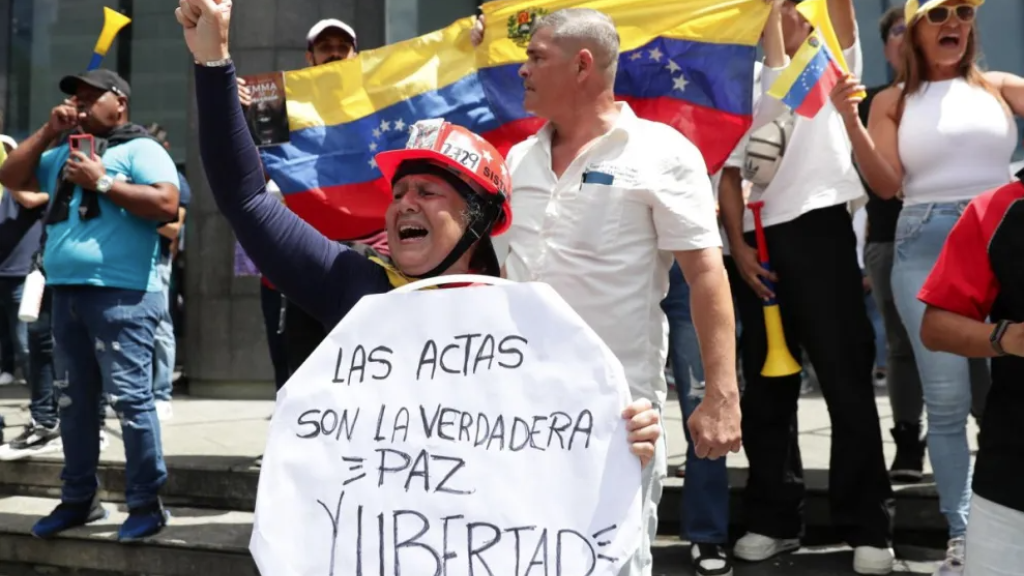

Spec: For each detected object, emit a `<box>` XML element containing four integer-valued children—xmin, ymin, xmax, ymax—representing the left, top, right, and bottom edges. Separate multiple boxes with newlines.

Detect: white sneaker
<box><xmin>733</xmin><ymin>532</ymin><xmax>800</xmax><ymax>562</ymax></box>
<box><xmin>933</xmin><ymin>537</ymin><xmax>965</xmax><ymax>576</ymax></box>
<box><xmin>853</xmin><ymin>546</ymin><xmax>895</xmax><ymax>575</ymax></box>
<box><xmin>156</xmin><ymin>400</ymin><xmax>174</xmax><ymax>422</ymax></box>
<box><xmin>99</xmin><ymin>430</ymin><xmax>109</xmax><ymax>452</ymax></box>
<box><xmin>0</xmin><ymin>372</ymin><xmax>14</xmax><ymax>386</ymax></box>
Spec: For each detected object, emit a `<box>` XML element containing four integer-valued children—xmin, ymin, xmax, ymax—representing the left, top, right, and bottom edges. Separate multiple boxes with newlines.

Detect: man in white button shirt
<box><xmin>490</xmin><ymin>8</ymin><xmax>742</xmax><ymax>576</ymax></box>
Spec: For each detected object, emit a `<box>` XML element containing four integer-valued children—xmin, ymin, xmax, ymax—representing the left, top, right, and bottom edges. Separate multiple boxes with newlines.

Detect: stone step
<box><xmin>660</xmin><ymin>468</ymin><xmax>948</xmax><ymax>539</ymax></box>
<box><xmin>0</xmin><ymin>459</ymin><xmax>259</xmax><ymax>511</ymax></box>
<box><xmin>0</xmin><ymin>495</ymin><xmax>255</xmax><ymax>576</ymax></box>
<box><xmin>0</xmin><ymin>495</ymin><xmax>948</xmax><ymax>576</ymax></box>
<box><xmin>0</xmin><ymin>456</ymin><xmax>948</xmax><ymax>545</ymax></box>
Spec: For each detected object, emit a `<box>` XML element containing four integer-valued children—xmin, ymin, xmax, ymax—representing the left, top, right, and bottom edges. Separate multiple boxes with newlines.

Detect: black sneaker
<box><xmin>0</xmin><ymin>421</ymin><xmax>62</xmax><ymax>462</ymax></box>
<box><xmin>691</xmin><ymin>543</ymin><xmax>733</xmax><ymax>576</ymax></box>
<box><xmin>889</xmin><ymin>422</ymin><xmax>925</xmax><ymax>483</ymax></box>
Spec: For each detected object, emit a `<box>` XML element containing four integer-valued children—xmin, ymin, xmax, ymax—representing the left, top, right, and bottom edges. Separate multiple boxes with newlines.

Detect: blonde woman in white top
<box><xmin>831</xmin><ymin>1</ymin><xmax>1024</xmax><ymax>573</ymax></box>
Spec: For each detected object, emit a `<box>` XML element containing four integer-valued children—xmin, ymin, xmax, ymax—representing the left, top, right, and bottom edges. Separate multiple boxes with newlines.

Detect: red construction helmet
<box><xmin>375</xmin><ymin>119</ymin><xmax>512</xmax><ymax>236</ymax></box>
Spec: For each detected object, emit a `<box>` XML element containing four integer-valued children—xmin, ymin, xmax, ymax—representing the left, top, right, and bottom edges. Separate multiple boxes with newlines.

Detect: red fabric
<box><xmin>615</xmin><ymin>97</ymin><xmax>753</xmax><ymax>174</ymax></box>
<box><xmin>795</xmin><ymin>60</ymin><xmax>844</xmax><ymax>118</ymax></box>
<box><xmin>918</xmin><ymin>182</ymin><xmax>1024</xmax><ymax>320</ymax></box>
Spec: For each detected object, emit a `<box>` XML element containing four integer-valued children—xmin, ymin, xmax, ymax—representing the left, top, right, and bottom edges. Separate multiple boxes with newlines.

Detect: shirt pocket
<box><xmin>562</xmin><ymin>183</ymin><xmax>626</xmax><ymax>253</ymax></box>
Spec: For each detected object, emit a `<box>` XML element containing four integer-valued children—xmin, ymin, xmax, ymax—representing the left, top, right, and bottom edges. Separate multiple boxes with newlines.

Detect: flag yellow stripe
<box><xmin>285</xmin><ymin>0</ymin><xmax>771</xmax><ymax>132</ymax></box>
<box><xmin>484</xmin><ymin>0</ymin><xmax>769</xmax><ymax>67</ymax></box>
<box><xmin>284</xmin><ymin>16</ymin><xmax>479</xmax><ymax>132</ymax></box>
<box><xmin>766</xmin><ymin>32</ymin><xmax>824</xmax><ymax>100</ymax></box>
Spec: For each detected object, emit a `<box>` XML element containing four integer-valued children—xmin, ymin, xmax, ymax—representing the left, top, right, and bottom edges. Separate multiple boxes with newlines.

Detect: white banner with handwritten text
<box><xmin>250</xmin><ymin>281</ymin><xmax>643</xmax><ymax>576</ymax></box>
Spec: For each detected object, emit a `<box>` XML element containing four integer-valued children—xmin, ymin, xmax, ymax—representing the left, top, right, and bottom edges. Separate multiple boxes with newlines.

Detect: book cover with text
<box><xmin>242</xmin><ymin>71</ymin><xmax>291</xmax><ymax>148</ymax></box>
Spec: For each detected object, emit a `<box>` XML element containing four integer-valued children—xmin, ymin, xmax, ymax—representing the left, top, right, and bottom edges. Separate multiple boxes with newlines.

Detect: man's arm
<box><xmin>7</xmin><ymin>190</ymin><xmax>50</xmax><ymax>210</ymax></box>
<box><xmin>647</xmin><ymin>138</ymin><xmax>741</xmax><ymax>459</ymax></box>
<box><xmin>106</xmin><ymin>181</ymin><xmax>179</xmax><ymax>222</ymax></box>
<box><xmin>752</xmin><ymin>3</ymin><xmax>789</xmax><ymax>131</ymax></box>
<box><xmin>918</xmin><ymin>191</ymin><xmax>1007</xmax><ymax>355</ymax></box>
<box><xmin>0</xmin><ymin>124</ymin><xmax>60</xmax><ymax>193</ymax></box>
<box><xmin>827</xmin><ymin>0</ymin><xmax>857</xmax><ymax>50</ymax></box>
<box><xmin>159</xmin><ymin>207</ymin><xmax>187</xmax><ymax>241</ymax></box>
<box><xmin>674</xmin><ymin>247</ymin><xmax>738</xmax><ymax>397</ymax></box>
<box><xmin>921</xmin><ymin>307</ymin><xmax>1023</xmax><ymax>358</ymax></box>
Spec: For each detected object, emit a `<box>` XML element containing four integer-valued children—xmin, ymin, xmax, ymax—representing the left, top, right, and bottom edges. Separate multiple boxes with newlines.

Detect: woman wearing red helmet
<box><xmin>177</xmin><ymin>0</ymin><xmax>661</xmax><ymax>470</ymax></box>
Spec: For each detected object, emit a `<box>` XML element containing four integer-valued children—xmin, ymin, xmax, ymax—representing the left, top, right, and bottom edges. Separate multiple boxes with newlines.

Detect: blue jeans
<box><xmin>0</xmin><ymin>277</ymin><xmax>29</xmax><ymax>378</ymax></box>
<box><xmin>27</xmin><ymin>288</ymin><xmax>57</xmax><ymax>428</ymax></box>
<box><xmin>891</xmin><ymin>202</ymin><xmax>974</xmax><ymax>537</ymax></box>
<box><xmin>864</xmin><ymin>277</ymin><xmax>887</xmax><ymax>370</ymax></box>
<box><xmin>52</xmin><ymin>286</ymin><xmax>167</xmax><ymax>509</ymax></box>
<box><xmin>152</xmin><ymin>260</ymin><xmax>174</xmax><ymax>402</ymax></box>
<box><xmin>661</xmin><ymin>262</ymin><xmax>729</xmax><ymax>545</ymax></box>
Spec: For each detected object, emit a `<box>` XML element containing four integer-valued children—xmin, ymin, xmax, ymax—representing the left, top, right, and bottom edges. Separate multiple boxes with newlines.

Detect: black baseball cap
<box><xmin>59</xmin><ymin>69</ymin><xmax>131</xmax><ymax>100</ymax></box>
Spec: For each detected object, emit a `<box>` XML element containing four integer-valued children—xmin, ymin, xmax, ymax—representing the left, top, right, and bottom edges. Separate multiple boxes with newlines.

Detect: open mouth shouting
<box><xmin>398</xmin><ymin>223</ymin><xmax>429</xmax><ymax>244</ymax></box>
<box><xmin>938</xmin><ymin>31</ymin><xmax>962</xmax><ymax>49</ymax></box>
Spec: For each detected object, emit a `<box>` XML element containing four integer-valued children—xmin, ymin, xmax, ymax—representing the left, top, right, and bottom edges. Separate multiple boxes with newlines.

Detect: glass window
<box><xmin>125</xmin><ymin>1</ymin><xmax>190</xmax><ymax>164</ymax></box>
<box><xmin>4</xmin><ymin>0</ymin><xmax>188</xmax><ymax>163</ymax></box>
<box><xmin>385</xmin><ymin>0</ymin><xmax>479</xmax><ymax>44</ymax></box>
<box><xmin>7</xmin><ymin>0</ymin><xmax>124</xmax><ymax>141</ymax></box>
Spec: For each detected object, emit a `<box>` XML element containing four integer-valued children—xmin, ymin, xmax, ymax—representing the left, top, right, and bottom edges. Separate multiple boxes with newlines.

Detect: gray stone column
<box><xmin>184</xmin><ymin>0</ymin><xmax>381</xmax><ymax>399</ymax></box>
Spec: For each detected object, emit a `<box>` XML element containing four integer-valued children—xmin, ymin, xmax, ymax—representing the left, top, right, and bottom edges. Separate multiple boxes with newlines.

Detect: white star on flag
<box><xmin>393</xmin><ymin>118</ymin><xmax>406</xmax><ymax>132</ymax></box>
<box><xmin>368</xmin><ymin>158</ymin><xmax>378</xmax><ymax>169</ymax></box>
<box><xmin>630</xmin><ymin>51</ymin><xmax>642</xmax><ymax>61</ymax></box>
<box><xmin>673</xmin><ymin>75</ymin><xmax>689</xmax><ymax>93</ymax></box>
<box><xmin>369</xmin><ymin>142</ymin><xmax>378</xmax><ymax>152</ymax></box>
<box><xmin>380</xmin><ymin>119</ymin><xmax>391</xmax><ymax>132</ymax></box>
<box><xmin>648</xmin><ymin>47</ymin><xmax>663</xmax><ymax>62</ymax></box>
<box><xmin>372</xmin><ymin>127</ymin><xmax>381</xmax><ymax>139</ymax></box>
<box><xmin>666</xmin><ymin>60</ymin><xmax>681</xmax><ymax>74</ymax></box>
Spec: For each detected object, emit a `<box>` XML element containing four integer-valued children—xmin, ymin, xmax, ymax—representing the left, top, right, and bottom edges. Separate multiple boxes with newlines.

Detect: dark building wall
<box><xmin>184</xmin><ymin>0</ymin><xmax>383</xmax><ymax>399</ymax></box>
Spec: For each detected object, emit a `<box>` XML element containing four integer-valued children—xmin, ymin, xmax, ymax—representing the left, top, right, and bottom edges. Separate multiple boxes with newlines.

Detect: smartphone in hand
<box><xmin>69</xmin><ymin>134</ymin><xmax>95</xmax><ymax>159</ymax></box>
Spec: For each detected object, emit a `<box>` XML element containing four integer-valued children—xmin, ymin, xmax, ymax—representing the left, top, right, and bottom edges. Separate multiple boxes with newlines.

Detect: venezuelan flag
<box><xmin>766</xmin><ymin>29</ymin><xmax>844</xmax><ymax>118</ymax></box>
<box><xmin>259</xmin><ymin>0</ymin><xmax>770</xmax><ymax>242</ymax></box>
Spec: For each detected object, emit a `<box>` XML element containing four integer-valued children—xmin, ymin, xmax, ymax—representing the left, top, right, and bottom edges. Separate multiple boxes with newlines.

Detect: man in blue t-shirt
<box><xmin>146</xmin><ymin>123</ymin><xmax>190</xmax><ymax>421</ymax></box>
<box><xmin>0</xmin><ymin>69</ymin><xmax>179</xmax><ymax>542</ymax></box>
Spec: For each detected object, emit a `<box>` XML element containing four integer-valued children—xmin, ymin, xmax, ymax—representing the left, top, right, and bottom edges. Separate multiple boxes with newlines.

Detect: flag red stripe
<box><xmin>284</xmin><ymin>105</ymin><xmax>751</xmax><ymax>240</ymax></box>
<box><xmin>795</xmin><ymin>61</ymin><xmax>844</xmax><ymax>118</ymax></box>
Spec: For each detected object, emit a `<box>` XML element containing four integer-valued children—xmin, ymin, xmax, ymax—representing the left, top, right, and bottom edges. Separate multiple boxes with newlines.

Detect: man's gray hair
<box><xmin>534</xmin><ymin>8</ymin><xmax>620</xmax><ymax>78</ymax></box>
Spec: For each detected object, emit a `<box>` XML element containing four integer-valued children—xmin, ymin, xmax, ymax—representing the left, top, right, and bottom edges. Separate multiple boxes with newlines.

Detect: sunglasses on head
<box><xmin>924</xmin><ymin>4</ymin><xmax>976</xmax><ymax>25</ymax></box>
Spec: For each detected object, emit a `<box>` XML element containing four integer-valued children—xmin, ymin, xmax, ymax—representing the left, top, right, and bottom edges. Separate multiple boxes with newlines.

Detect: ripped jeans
<box><xmin>52</xmin><ymin>286</ymin><xmax>167</xmax><ymax>509</ymax></box>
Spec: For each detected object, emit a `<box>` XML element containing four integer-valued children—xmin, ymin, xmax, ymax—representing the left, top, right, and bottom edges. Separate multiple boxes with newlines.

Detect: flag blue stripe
<box><xmin>262</xmin><ymin>37</ymin><xmax>756</xmax><ymax>193</ymax></box>
<box><xmin>780</xmin><ymin>47</ymin><xmax>832</xmax><ymax>110</ymax></box>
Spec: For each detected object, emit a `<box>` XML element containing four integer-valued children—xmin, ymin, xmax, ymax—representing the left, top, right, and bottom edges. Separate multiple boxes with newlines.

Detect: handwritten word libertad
<box><xmin>318</xmin><ymin>488</ymin><xmax>620</xmax><ymax>576</ymax></box>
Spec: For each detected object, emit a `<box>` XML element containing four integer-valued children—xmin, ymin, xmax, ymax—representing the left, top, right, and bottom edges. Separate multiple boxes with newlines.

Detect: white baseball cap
<box><xmin>306</xmin><ymin>19</ymin><xmax>357</xmax><ymax>49</ymax></box>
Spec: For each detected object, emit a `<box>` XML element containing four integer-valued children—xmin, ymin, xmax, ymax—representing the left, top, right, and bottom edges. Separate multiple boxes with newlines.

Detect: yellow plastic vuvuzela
<box><xmin>88</xmin><ymin>7</ymin><xmax>132</xmax><ymax>71</ymax></box>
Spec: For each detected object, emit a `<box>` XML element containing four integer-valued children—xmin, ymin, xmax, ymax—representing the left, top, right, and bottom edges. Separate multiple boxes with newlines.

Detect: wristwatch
<box><xmin>95</xmin><ymin>174</ymin><xmax>114</xmax><ymax>194</ymax></box>
<box><xmin>196</xmin><ymin>57</ymin><xmax>232</xmax><ymax>67</ymax></box>
<box><xmin>989</xmin><ymin>319</ymin><xmax>1012</xmax><ymax>356</ymax></box>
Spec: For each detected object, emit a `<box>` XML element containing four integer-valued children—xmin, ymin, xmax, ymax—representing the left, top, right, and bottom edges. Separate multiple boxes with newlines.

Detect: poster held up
<box><xmin>250</xmin><ymin>280</ymin><xmax>644</xmax><ymax>576</ymax></box>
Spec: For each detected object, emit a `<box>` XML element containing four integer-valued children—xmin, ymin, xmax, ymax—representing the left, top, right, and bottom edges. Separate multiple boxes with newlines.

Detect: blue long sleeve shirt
<box><xmin>195</xmin><ymin>63</ymin><xmax>392</xmax><ymax>328</ymax></box>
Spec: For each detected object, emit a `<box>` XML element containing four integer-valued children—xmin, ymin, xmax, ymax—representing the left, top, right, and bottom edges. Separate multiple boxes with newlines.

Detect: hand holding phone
<box><xmin>69</xmin><ymin>134</ymin><xmax>96</xmax><ymax>160</ymax></box>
